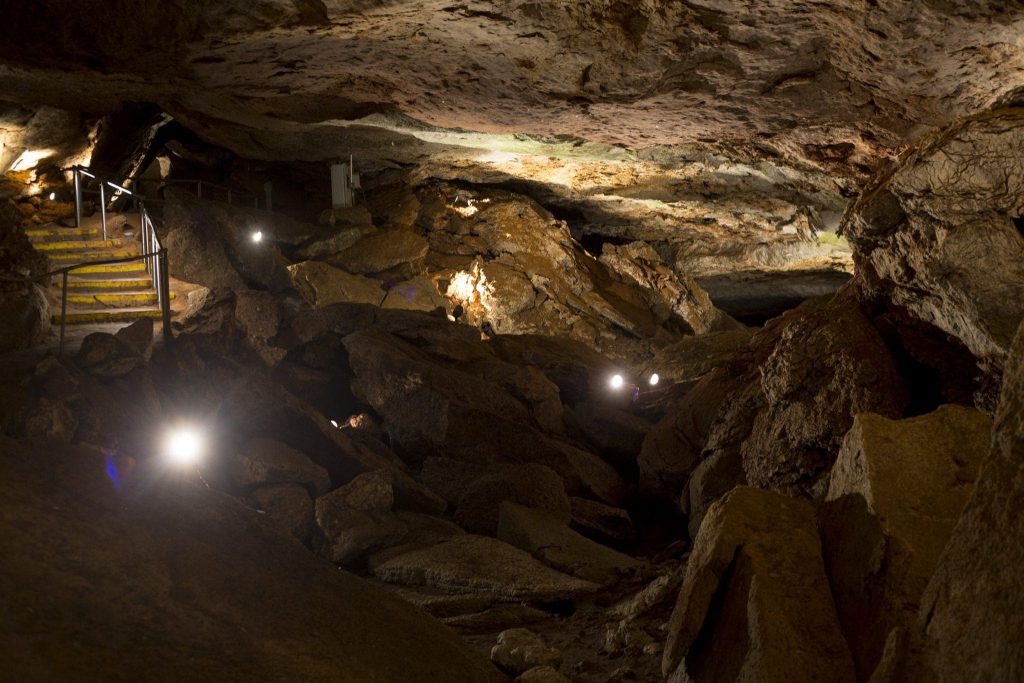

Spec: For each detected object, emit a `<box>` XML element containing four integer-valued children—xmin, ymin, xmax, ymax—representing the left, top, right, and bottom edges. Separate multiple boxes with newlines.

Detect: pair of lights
<box><xmin>608</xmin><ymin>373</ymin><xmax>660</xmax><ymax>390</ymax></box>
<box><xmin>251</xmin><ymin>230</ymin><xmax>264</xmax><ymax>243</ymax></box>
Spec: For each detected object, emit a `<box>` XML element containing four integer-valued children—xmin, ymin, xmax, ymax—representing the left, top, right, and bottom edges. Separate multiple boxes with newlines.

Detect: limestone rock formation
<box><xmin>662</xmin><ymin>486</ymin><xmax>854</xmax><ymax>683</ymax></box>
<box><xmin>820</xmin><ymin>406</ymin><xmax>992</xmax><ymax>680</ymax></box>
<box><xmin>288</xmin><ymin>259</ymin><xmax>384</xmax><ymax>308</ymax></box>
<box><xmin>372</xmin><ymin>534</ymin><xmax>600</xmax><ymax>602</ymax></box>
<box><xmin>497</xmin><ymin>502</ymin><xmax>640</xmax><ymax>586</ymax></box>
<box><xmin>845</xmin><ymin>98</ymin><xmax>1024</xmax><ymax>370</ymax></box>
<box><xmin>228</xmin><ymin>436</ymin><xmax>330</xmax><ymax>496</ymax></box>
<box><xmin>916</xmin><ymin>320</ymin><xmax>1024</xmax><ymax>680</ymax></box>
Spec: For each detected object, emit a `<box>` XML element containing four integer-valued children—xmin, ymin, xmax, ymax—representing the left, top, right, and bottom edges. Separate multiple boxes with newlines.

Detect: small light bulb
<box><xmin>330</xmin><ymin>419</ymin><xmax>339</xmax><ymax>428</ymax></box>
<box><xmin>251</xmin><ymin>230</ymin><xmax>263</xmax><ymax>243</ymax></box>
<box><xmin>48</xmin><ymin>192</ymin><xmax>56</xmax><ymax>201</ymax></box>
<box><xmin>610</xmin><ymin>374</ymin><xmax>624</xmax><ymax>390</ymax></box>
<box><xmin>649</xmin><ymin>373</ymin><xmax>660</xmax><ymax>386</ymax></box>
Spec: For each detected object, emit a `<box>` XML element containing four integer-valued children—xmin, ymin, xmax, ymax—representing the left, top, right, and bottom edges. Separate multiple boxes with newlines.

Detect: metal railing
<box><xmin>158</xmin><ymin>178</ymin><xmax>259</xmax><ymax>208</ymax></box>
<box><xmin>62</xmin><ymin>166</ymin><xmax>172</xmax><ymax>353</ymax></box>
<box><xmin>56</xmin><ymin>244</ymin><xmax>171</xmax><ymax>354</ymax></box>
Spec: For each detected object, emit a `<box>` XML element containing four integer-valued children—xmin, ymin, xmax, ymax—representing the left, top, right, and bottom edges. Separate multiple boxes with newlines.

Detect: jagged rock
<box><xmin>296</xmin><ymin>224</ymin><xmax>376</xmax><ymax>260</ymax></box>
<box><xmin>604</xmin><ymin>620</ymin><xmax>656</xmax><ymax>656</ymax></box>
<box><xmin>640</xmin><ymin>367</ymin><xmax>743</xmax><ymax>499</ymax></box>
<box><xmin>644</xmin><ymin>330</ymin><xmax>752</xmax><ymax>384</ymax></box>
<box><xmin>112</xmin><ymin>319</ymin><xmax>152</xmax><ymax>359</ymax></box>
<box><xmin>452</xmin><ymin>462</ymin><xmax>571</xmax><ymax>536</ymax></box>
<box><xmin>6</xmin><ymin>395</ymin><xmax>77</xmax><ymax>442</ymax></box>
<box><xmin>249</xmin><ymin>483</ymin><xmax>315</xmax><ymax>543</ymax></box>
<box><xmin>0</xmin><ymin>282</ymin><xmax>48</xmax><ymax>352</ymax></box>
<box><xmin>490</xmin><ymin>628</ymin><xmax>561</xmax><ymax>675</ymax></box>
<box><xmin>233</xmin><ymin>289</ymin><xmax>285</xmax><ymax>366</ymax></box>
<box><xmin>327</xmin><ymin>228</ymin><xmax>428</xmax><ymax>279</ymax></box>
<box><xmin>315</xmin><ymin>471</ymin><xmax>405</xmax><ymax>565</ymax></box>
<box><xmin>516</xmin><ymin>666</ymin><xmax>570</xmax><ymax>683</ymax></box>
<box><xmin>489</xmin><ymin>334</ymin><xmax>619</xmax><ymax>405</ymax></box>
<box><xmin>820</xmin><ymin>405</ymin><xmax>992</xmax><ymax>680</ymax></box>
<box><xmin>845</xmin><ymin>102</ymin><xmax>1024</xmax><ymax>370</ymax></box>
<box><xmin>372</xmin><ymin>534</ymin><xmax>599</xmax><ymax>602</ymax></box>
<box><xmin>610</xmin><ymin>567</ymin><xmax>687</xmax><ymax>622</ymax></box>
<box><xmin>742</xmin><ymin>287</ymin><xmax>910</xmax><ymax>496</ymax></box>
<box><xmin>344</xmin><ymin>329</ymin><xmax>563</xmax><ymax>466</ymax></box>
<box><xmin>569</xmin><ymin>497</ymin><xmax>635</xmax><ymax>544</ymax></box>
<box><xmin>550</xmin><ymin>444</ymin><xmax>626</xmax><ymax>506</ymax></box>
<box><xmin>381</xmin><ymin>275</ymin><xmax>449</xmax><ymax>312</ymax></box>
<box><xmin>287</xmin><ymin>260</ymin><xmax>384</xmax><ymax>308</ymax></box>
<box><xmin>663</xmin><ymin>486</ymin><xmax>854</xmax><ymax>683</ymax></box>
<box><xmin>26</xmin><ymin>356</ymin><xmax>79</xmax><ymax>402</ymax></box>
<box><xmin>600</xmin><ymin>241</ymin><xmax>741</xmax><ymax>334</ymax></box>
<box><xmin>228</xmin><ymin>437</ymin><xmax>331</xmax><ymax>496</ymax></box>
<box><xmin>77</xmin><ymin>331</ymin><xmax>146</xmax><ymax>377</ymax></box>
<box><xmin>497</xmin><ymin>502</ymin><xmax>640</xmax><ymax>586</ymax></box>
<box><xmin>572</xmin><ymin>402</ymin><xmax>652</xmax><ymax>470</ymax></box>
<box><xmin>443</xmin><ymin>604</ymin><xmax>550</xmax><ymax>635</ymax></box>
<box><xmin>916</xmin><ymin>320</ymin><xmax>1024</xmax><ymax>680</ymax></box>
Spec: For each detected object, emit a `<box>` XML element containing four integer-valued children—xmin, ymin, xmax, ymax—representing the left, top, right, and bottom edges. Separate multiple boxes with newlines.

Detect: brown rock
<box><xmin>490</xmin><ymin>628</ymin><xmax>561</xmax><ymax>675</ymax></box>
<box><xmin>820</xmin><ymin>406</ymin><xmax>992</xmax><ymax>679</ymax></box>
<box><xmin>497</xmin><ymin>502</ymin><xmax>640</xmax><ymax>586</ymax></box>
<box><xmin>452</xmin><ymin>463</ymin><xmax>571</xmax><ymax>536</ymax></box>
<box><xmin>916</xmin><ymin>320</ymin><xmax>1024</xmax><ymax>680</ymax></box>
<box><xmin>249</xmin><ymin>483</ymin><xmax>316</xmax><ymax>544</ymax></box>
<box><xmin>328</xmin><ymin>228</ymin><xmax>428</xmax><ymax>279</ymax></box>
<box><xmin>228</xmin><ymin>437</ymin><xmax>331</xmax><ymax>496</ymax></box>
<box><xmin>662</xmin><ymin>486</ymin><xmax>854</xmax><ymax>682</ymax></box>
<box><xmin>287</xmin><ymin>260</ymin><xmax>384</xmax><ymax>309</ymax></box>
<box><xmin>845</xmin><ymin>104</ymin><xmax>1024</xmax><ymax>370</ymax></box>
<box><xmin>572</xmin><ymin>401</ymin><xmax>652</xmax><ymax>469</ymax></box>
<box><xmin>569</xmin><ymin>497</ymin><xmax>635</xmax><ymax>544</ymax></box>
<box><xmin>372</xmin><ymin>534</ymin><xmax>600</xmax><ymax>602</ymax></box>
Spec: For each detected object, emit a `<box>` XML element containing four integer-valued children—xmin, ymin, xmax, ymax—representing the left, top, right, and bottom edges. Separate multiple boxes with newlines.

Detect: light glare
<box><xmin>649</xmin><ymin>373</ymin><xmax>660</xmax><ymax>386</ymax></box>
<box><xmin>610</xmin><ymin>374</ymin><xmax>624</xmax><ymax>390</ymax></box>
<box><xmin>251</xmin><ymin>230</ymin><xmax>263</xmax><ymax>243</ymax></box>
<box><xmin>164</xmin><ymin>427</ymin><xmax>203</xmax><ymax>466</ymax></box>
<box><xmin>48</xmin><ymin>192</ymin><xmax>56</xmax><ymax>201</ymax></box>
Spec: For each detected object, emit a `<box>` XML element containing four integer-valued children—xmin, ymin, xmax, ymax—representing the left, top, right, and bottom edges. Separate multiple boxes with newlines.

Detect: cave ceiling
<box><xmin>1</xmin><ymin>1</ymin><xmax>1022</xmax><ymax>281</ymax></box>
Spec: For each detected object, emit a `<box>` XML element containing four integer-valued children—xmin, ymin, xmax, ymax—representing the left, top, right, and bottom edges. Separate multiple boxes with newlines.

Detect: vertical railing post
<box><xmin>99</xmin><ymin>182</ymin><xmax>107</xmax><ymax>241</ymax></box>
<box><xmin>73</xmin><ymin>169</ymin><xmax>82</xmax><ymax>228</ymax></box>
<box><xmin>158</xmin><ymin>248</ymin><xmax>172</xmax><ymax>343</ymax></box>
<box><xmin>59</xmin><ymin>270</ymin><xmax>68</xmax><ymax>355</ymax></box>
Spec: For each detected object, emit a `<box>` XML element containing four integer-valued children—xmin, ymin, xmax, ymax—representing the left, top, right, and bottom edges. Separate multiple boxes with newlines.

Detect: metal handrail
<box><xmin>72</xmin><ymin>165</ymin><xmax>137</xmax><ymax>240</ymax></box>
<box><xmin>158</xmin><ymin>178</ymin><xmax>259</xmax><ymax>208</ymax></box>
<box><xmin>55</xmin><ymin>246</ymin><xmax>171</xmax><ymax>355</ymax></box>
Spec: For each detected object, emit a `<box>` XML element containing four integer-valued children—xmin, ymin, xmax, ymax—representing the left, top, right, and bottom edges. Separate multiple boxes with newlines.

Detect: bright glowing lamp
<box><xmin>251</xmin><ymin>230</ymin><xmax>263</xmax><ymax>243</ymax></box>
<box><xmin>610</xmin><ymin>374</ymin><xmax>624</xmax><ymax>390</ymax></box>
<box><xmin>164</xmin><ymin>427</ymin><xmax>204</xmax><ymax>466</ymax></box>
<box><xmin>649</xmin><ymin>373</ymin><xmax>660</xmax><ymax>386</ymax></box>
<box><xmin>48</xmin><ymin>192</ymin><xmax>56</xmax><ymax>201</ymax></box>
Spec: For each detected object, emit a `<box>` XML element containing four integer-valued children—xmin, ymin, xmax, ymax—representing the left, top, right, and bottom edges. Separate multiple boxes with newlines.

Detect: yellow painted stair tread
<box><xmin>25</xmin><ymin>227</ymin><xmax>98</xmax><ymax>237</ymax></box>
<box><xmin>34</xmin><ymin>240</ymin><xmax>126</xmax><ymax>250</ymax></box>
<box><xmin>66</xmin><ymin>279</ymin><xmax>153</xmax><ymax>289</ymax></box>
<box><xmin>53</xmin><ymin>309</ymin><xmax>164</xmax><ymax>324</ymax></box>
<box><xmin>47</xmin><ymin>250</ymin><xmax>138</xmax><ymax>261</ymax></box>
<box><xmin>63</xmin><ymin>263</ymin><xmax>145</xmax><ymax>274</ymax></box>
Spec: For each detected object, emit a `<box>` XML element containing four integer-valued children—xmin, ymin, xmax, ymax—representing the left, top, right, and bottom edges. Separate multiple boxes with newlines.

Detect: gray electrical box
<box><xmin>330</xmin><ymin>157</ymin><xmax>360</xmax><ymax>208</ymax></box>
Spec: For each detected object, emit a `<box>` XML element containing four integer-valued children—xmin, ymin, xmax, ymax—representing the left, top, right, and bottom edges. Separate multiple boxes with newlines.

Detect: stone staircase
<box><xmin>26</xmin><ymin>223</ymin><xmax>171</xmax><ymax>325</ymax></box>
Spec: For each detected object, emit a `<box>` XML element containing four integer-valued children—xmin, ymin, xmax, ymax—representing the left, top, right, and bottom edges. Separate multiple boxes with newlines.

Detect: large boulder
<box><xmin>287</xmin><ymin>260</ymin><xmax>384</xmax><ymax>308</ymax></box>
<box><xmin>843</xmin><ymin>99</ymin><xmax>1024</xmax><ymax>371</ymax></box>
<box><xmin>820</xmin><ymin>406</ymin><xmax>992</xmax><ymax>680</ymax></box>
<box><xmin>0</xmin><ymin>437</ymin><xmax>501</xmax><ymax>682</ymax></box>
<box><xmin>497</xmin><ymin>502</ymin><xmax>640</xmax><ymax>586</ymax></box>
<box><xmin>643</xmin><ymin>329</ymin><xmax>752</xmax><ymax>384</ymax></box>
<box><xmin>915</xmin><ymin>320</ymin><xmax>1024</xmax><ymax>680</ymax></box>
<box><xmin>343</xmin><ymin>328</ymin><xmax>564</xmax><ymax>466</ymax></box>
<box><xmin>371</xmin><ymin>534</ymin><xmax>600</xmax><ymax>602</ymax></box>
<box><xmin>662</xmin><ymin>487</ymin><xmax>854</xmax><ymax>683</ymax></box>
<box><xmin>227</xmin><ymin>437</ymin><xmax>330</xmax><ymax>496</ymax></box>
<box><xmin>0</xmin><ymin>282</ymin><xmax>48</xmax><ymax>352</ymax></box>
<box><xmin>327</xmin><ymin>228</ymin><xmax>429</xmax><ymax>279</ymax></box>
